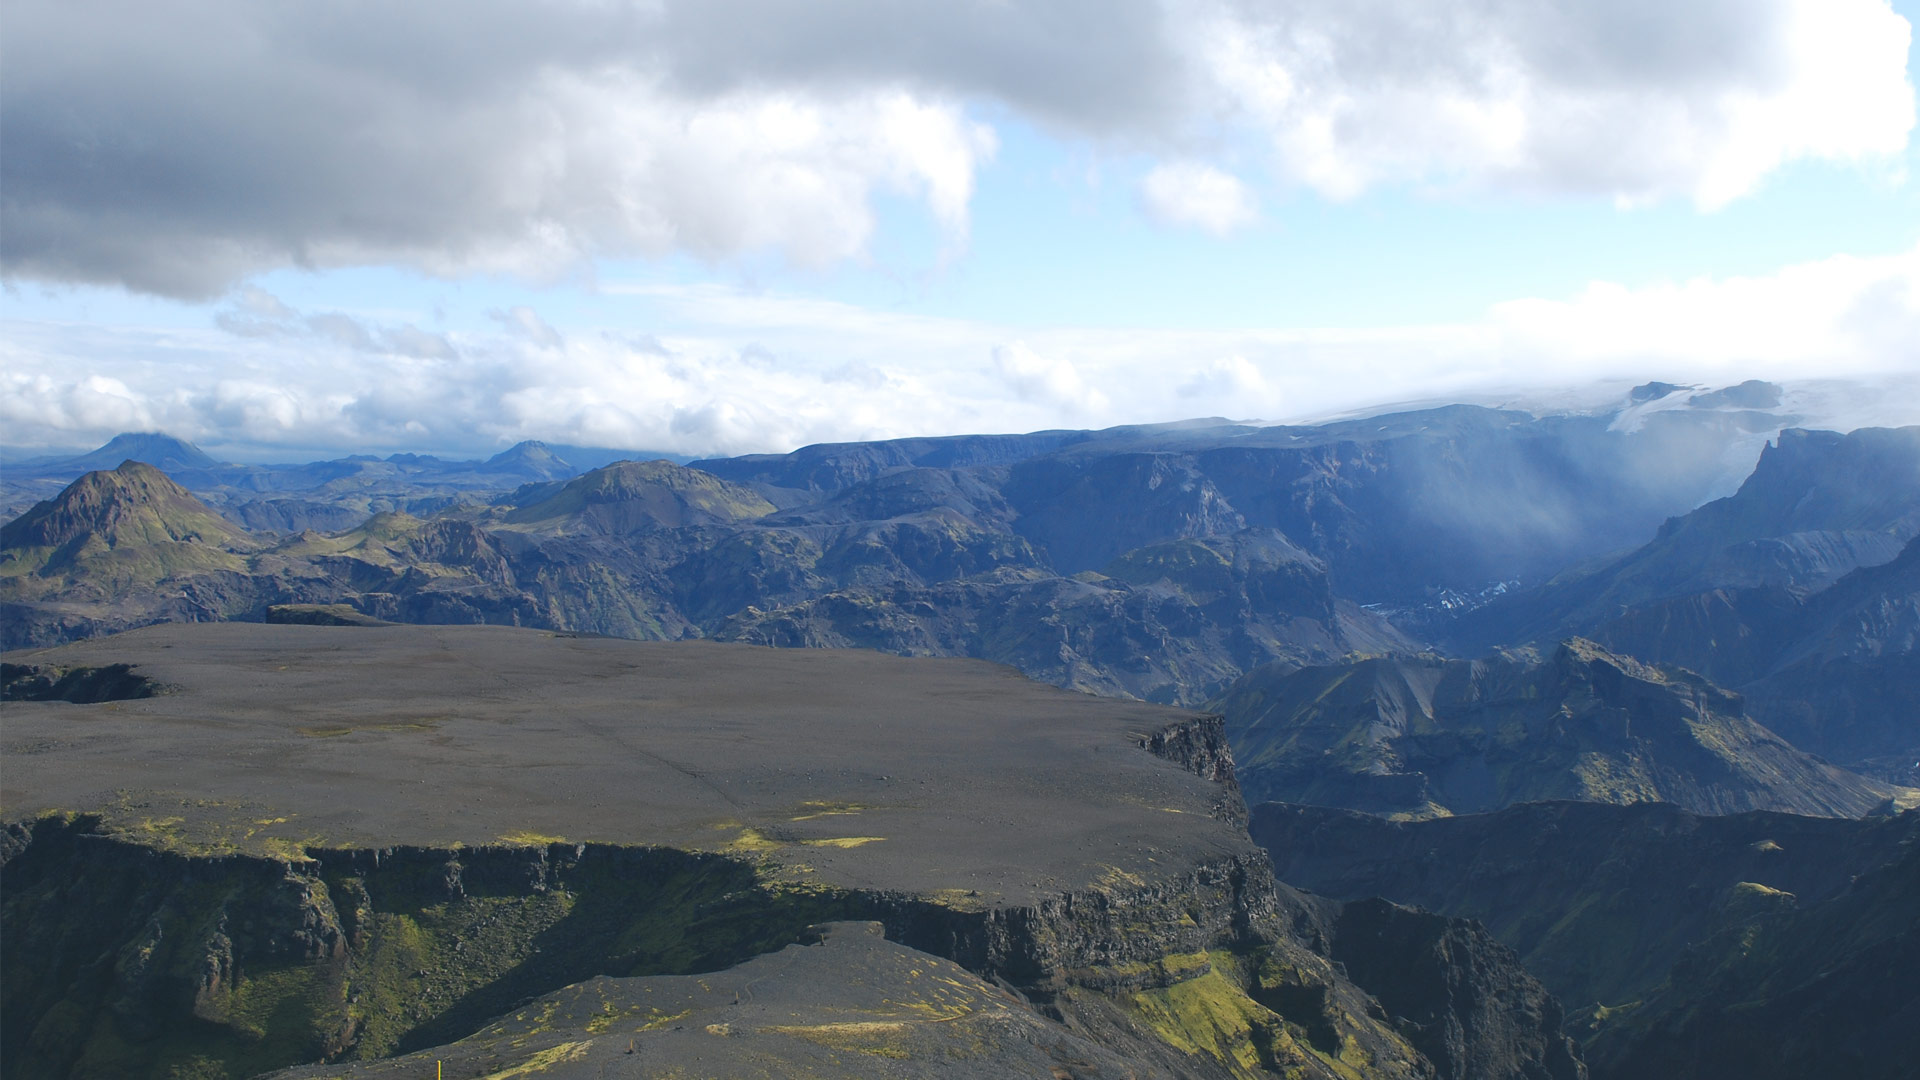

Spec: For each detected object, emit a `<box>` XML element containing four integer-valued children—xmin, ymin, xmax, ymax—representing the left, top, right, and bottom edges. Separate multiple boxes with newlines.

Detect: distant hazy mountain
<box><xmin>10</xmin><ymin>387</ymin><xmax>1917</xmax><ymax>1080</ymax></box>
<box><xmin>502</xmin><ymin>459</ymin><xmax>776</xmax><ymax>533</ymax></box>
<box><xmin>1456</xmin><ymin>426</ymin><xmax>1920</xmax><ymax>646</ymax></box>
<box><xmin>704</xmin><ymin>400</ymin><xmax>1794</xmax><ymax>606</ymax></box>
<box><xmin>1451</xmin><ymin>425</ymin><xmax>1920</xmax><ymax>781</ymax></box>
<box><xmin>35</xmin><ymin>432</ymin><xmax>222</xmax><ymax>474</ymax></box>
<box><xmin>1213</xmin><ymin>639</ymin><xmax>1903</xmax><ymax>819</ymax></box>
<box><xmin>0</xmin><ymin>433</ymin><xmax>691</xmax><ymax>526</ymax></box>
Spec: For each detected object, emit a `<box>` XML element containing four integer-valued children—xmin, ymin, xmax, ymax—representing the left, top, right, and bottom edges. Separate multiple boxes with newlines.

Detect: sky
<box><xmin>4</xmin><ymin>0</ymin><xmax>1920</xmax><ymax>460</ymax></box>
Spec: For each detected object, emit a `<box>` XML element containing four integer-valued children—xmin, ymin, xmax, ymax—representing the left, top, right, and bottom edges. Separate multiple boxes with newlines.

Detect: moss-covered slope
<box><xmin>0</xmin><ymin>461</ymin><xmax>253</xmax><ymax>588</ymax></box>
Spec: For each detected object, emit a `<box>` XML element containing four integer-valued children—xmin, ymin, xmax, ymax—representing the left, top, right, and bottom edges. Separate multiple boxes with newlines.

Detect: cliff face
<box><xmin>264</xmin><ymin>921</ymin><xmax>1166</xmax><ymax>1080</ymax></box>
<box><xmin>2</xmin><ymin>816</ymin><xmax>1438</xmax><ymax>1080</ymax></box>
<box><xmin>1140</xmin><ymin>715</ymin><xmax>1250</xmax><ymax>824</ymax></box>
<box><xmin>3</xmin><ymin>813</ymin><xmax>1598</xmax><ymax>1080</ymax></box>
<box><xmin>1323</xmin><ymin>899</ymin><xmax>1585</xmax><ymax>1080</ymax></box>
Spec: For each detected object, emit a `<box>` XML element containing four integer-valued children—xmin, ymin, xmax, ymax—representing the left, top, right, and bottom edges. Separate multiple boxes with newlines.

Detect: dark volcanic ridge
<box><xmin>1213</xmin><ymin>639</ymin><xmax>1909</xmax><ymax>820</ymax></box>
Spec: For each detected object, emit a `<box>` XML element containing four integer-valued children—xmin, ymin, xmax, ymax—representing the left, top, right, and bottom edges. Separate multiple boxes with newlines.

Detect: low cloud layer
<box><xmin>3</xmin><ymin>0</ymin><xmax>1910</xmax><ymax>294</ymax></box>
<box><xmin>6</xmin><ymin>243</ymin><xmax>1917</xmax><ymax>459</ymax></box>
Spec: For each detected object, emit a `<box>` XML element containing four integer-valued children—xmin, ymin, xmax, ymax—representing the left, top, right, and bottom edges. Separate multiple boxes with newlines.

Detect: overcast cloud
<box><xmin>3</xmin><ymin>0</ymin><xmax>1911</xmax><ymax>296</ymax></box>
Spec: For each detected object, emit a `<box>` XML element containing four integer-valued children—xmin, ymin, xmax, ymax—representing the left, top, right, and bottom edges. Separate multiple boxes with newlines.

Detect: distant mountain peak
<box><xmin>1689</xmin><ymin>379</ymin><xmax>1783</xmax><ymax>410</ymax></box>
<box><xmin>1630</xmin><ymin>381</ymin><xmax>1691</xmax><ymax>403</ymax></box>
<box><xmin>502</xmin><ymin>460</ymin><xmax>775</xmax><ymax>533</ymax></box>
<box><xmin>478</xmin><ymin>440</ymin><xmax>581</xmax><ymax>482</ymax></box>
<box><xmin>68</xmin><ymin>432</ymin><xmax>221</xmax><ymax>472</ymax></box>
<box><xmin>487</xmin><ymin>440</ymin><xmax>561</xmax><ymax>463</ymax></box>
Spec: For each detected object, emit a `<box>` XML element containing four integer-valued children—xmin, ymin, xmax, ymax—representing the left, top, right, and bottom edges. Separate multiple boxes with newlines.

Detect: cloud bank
<box><xmin>6</xmin><ymin>243</ymin><xmax>1917</xmax><ymax>458</ymax></box>
<box><xmin>3</xmin><ymin>0</ymin><xmax>1910</xmax><ymax>294</ymax></box>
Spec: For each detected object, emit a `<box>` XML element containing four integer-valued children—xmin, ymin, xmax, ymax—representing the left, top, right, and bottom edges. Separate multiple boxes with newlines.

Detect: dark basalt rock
<box><xmin>0</xmin><ymin>661</ymin><xmax>159</xmax><ymax>702</ymax></box>
<box><xmin>1324</xmin><ymin>898</ymin><xmax>1585</xmax><ymax>1080</ymax></box>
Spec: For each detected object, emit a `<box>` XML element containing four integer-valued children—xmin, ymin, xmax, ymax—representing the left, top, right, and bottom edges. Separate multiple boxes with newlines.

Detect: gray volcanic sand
<box><xmin>264</xmin><ymin>921</ymin><xmax>1139</xmax><ymax>1080</ymax></box>
<box><xmin>2</xmin><ymin>623</ymin><xmax>1249</xmax><ymax>906</ymax></box>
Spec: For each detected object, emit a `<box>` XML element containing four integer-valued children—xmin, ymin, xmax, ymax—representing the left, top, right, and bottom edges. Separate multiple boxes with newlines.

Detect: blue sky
<box><xmin>5</xmin><ymin>0</ymin><xmax>1919</xmax><ymax>459</ymax></box>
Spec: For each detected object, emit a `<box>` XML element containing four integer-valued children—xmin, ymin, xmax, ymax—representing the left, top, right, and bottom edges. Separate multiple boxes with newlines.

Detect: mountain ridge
<box><xmin>1212</xmin><ymin>638</ymin><xmax>1906</xmax><ymax>819</ymax></box>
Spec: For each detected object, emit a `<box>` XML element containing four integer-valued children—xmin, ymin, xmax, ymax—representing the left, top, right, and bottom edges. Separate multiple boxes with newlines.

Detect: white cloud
<box><xmin>5</xmin><ymin>242</ymin><xmax>1916</xmax><ymax>459</ymax></box>
<box><xmin>1140</xmin><ymin>162</ymin><xmax>1260</xmax><ymax>234</ymax></box>
<box><xmin>1489</xmin><ymin>247</ymin><xmax>1920</xmax><ymax>369</ymax></box>
<box><xmin>2</xmin><ymin>0</ymin><xmax>1909</xmax><ymax>297</ymax></box>
<box><xmin>992</xmin><ymin>341</ymin><xmax>1111</xmax><ymax>413</ymax></box>
<box><xmin>215</xmin><ymin>292</ymin><xmax>460</xmax><ymax>360</ymax></box>
<box><xmin>1177</xmin><ymin>355</ymin><xmax>1267</xmax><ymax>399</ymax></box>
<box><xmin>1</xmin><ymin>3</ymin><xmax>997</xmax><ymax>297</ymax></box>
<box><xmin>491</xmin><ymin>306</ymin><xmax>565</xmax><ymax>350</ymax></box>
<box><xmin>1196</xmin><ymin>0</ymin><xmax>1915</xmax><ymax>207</ymax></box>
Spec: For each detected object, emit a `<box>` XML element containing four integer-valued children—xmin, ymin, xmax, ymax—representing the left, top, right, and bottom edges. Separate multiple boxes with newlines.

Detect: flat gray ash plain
<box><xmin>2</xmin><ymin>622</ymin><xmax>1249</xmax><ymax>909</ymax></box>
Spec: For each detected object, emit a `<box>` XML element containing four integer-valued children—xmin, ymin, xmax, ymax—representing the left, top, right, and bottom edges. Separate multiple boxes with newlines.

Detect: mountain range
<box><xmin>0</xmin><ymin>434</ymin><xmax>687</xmax><ymax>530</ymax></box>
<box><xmin>5</xmin><ymin>380</ymin><xmax>1918</xmax><ymax>1079</ymax></box>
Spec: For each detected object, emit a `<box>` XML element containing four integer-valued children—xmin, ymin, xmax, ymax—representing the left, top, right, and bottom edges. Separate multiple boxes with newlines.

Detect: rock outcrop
<box><xmin>1320</xmin><ymin>899</ymin><xmax>1585</xmax><ymax>1080</ymax></box>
